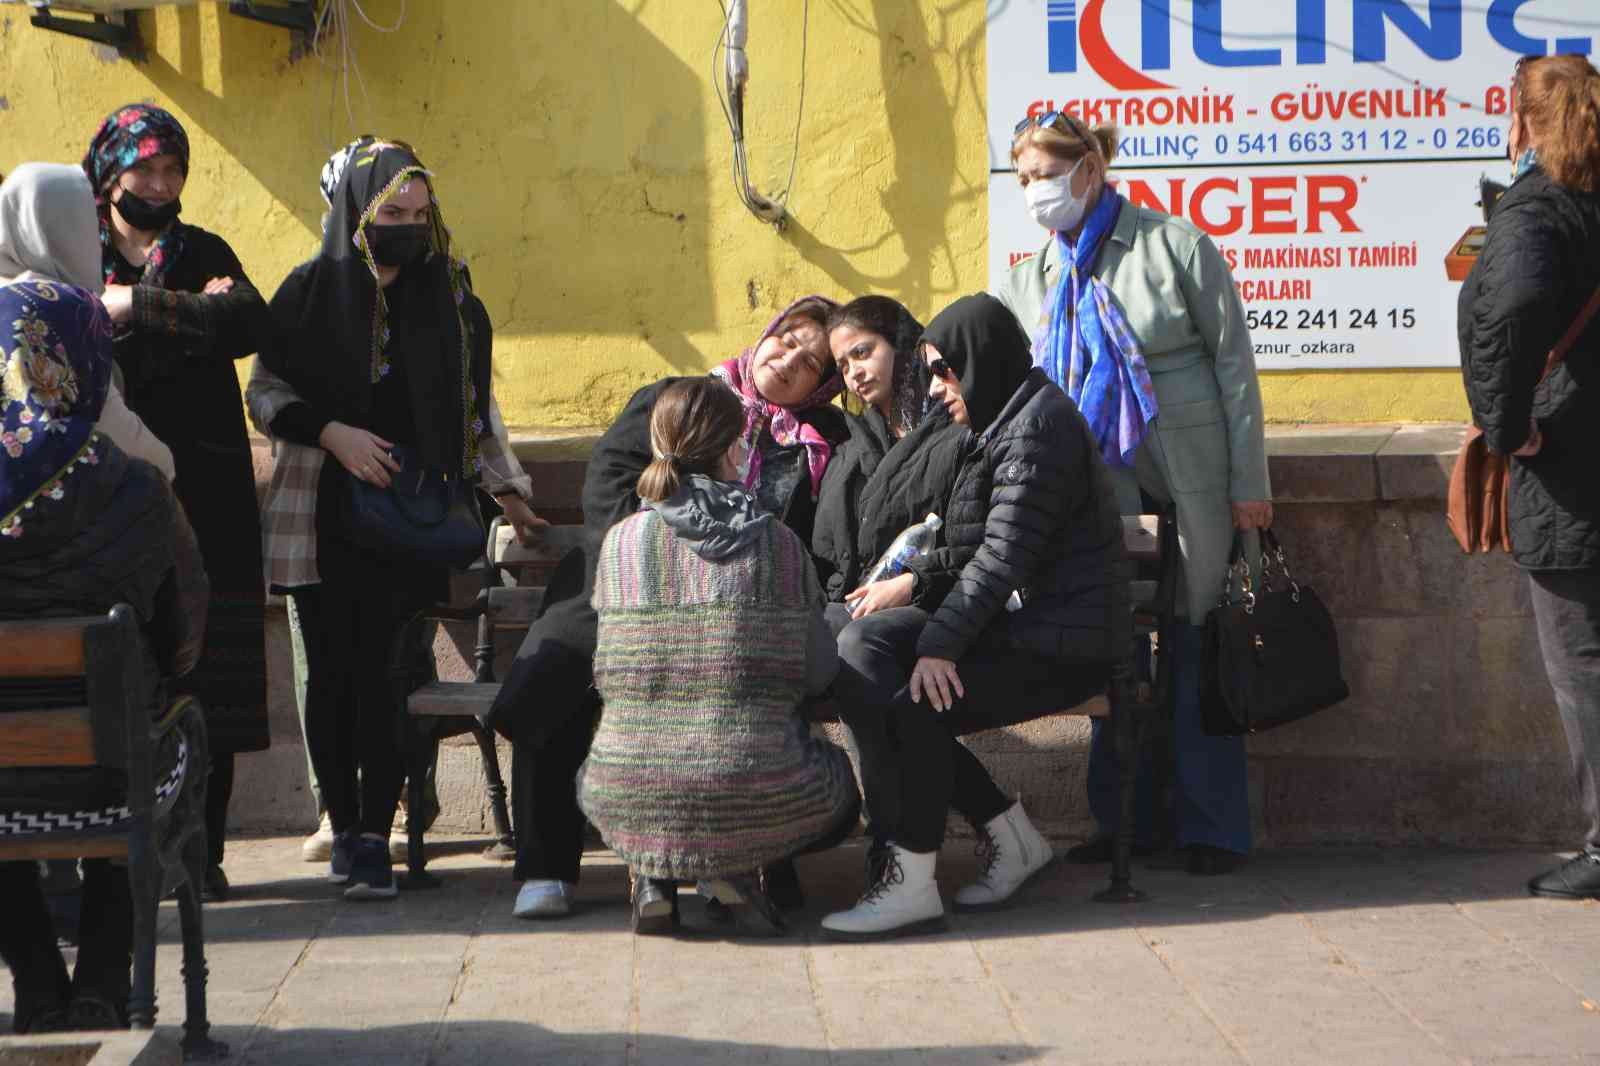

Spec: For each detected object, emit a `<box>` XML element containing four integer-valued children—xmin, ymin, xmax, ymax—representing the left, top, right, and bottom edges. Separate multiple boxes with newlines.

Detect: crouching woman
<box><xmin>577</xmin><ymin>378</ymin><xmax>858</xmax><ymax>934</ymax></box>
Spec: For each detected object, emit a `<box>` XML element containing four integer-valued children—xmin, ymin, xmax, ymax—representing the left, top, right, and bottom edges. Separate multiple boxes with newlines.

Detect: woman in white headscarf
<box><xmin>0</xmin><ymin>163</ymin><xmax>173</xmax><ymax>479</ymax></box>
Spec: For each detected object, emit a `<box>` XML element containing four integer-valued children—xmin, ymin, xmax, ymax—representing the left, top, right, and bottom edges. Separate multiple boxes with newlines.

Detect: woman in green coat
<box><xmin>995</xmin><ymin>110</ymin><xmax>1272</xmax><ymax>872</ymax></box>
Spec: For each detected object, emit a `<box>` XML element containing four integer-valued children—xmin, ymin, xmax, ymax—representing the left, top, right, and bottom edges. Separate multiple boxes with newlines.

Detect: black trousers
<box><xmin>291</xmin><ymin>573</ymin><xmax>433</xmax><ymax>838</ymax></box>
<box><xmin>1529</xmin><ymin>567</ymin><xmax>1600</xmax><ymax>856</ymax></box>
<box><xmin>830</xmin><ymin>605</ymin><xmax>1109</xmax><ymax>854</ymax></box>
<box><xmin>0</xmin><ymin>859</ymin><xmax>131</xmax><ymax>1031</ymax></box>
<box><xmin>205</xmin><ymin>751</ymin><xmax>233</xmax><ymax>868</ymax></box>
<box><xmin>507</xmin><ymin>633</ymin><xmax>600</xmax><ymax>884</ymax></box>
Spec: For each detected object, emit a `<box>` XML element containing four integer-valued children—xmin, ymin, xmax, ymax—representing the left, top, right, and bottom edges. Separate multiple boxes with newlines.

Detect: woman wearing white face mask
<box><xmin>996</xmin><ymin>110</ymin><xmax>1272</xmax><ymax>876</ymax></box>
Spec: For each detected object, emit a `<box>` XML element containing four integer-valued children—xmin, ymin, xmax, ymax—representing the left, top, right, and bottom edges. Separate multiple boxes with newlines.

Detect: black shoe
<box><xmin>1064</xmin><ymin>835</ymin><xmax>1157</xmax><ymax>865</ymax></box>
<box><xmin>343</xmin><ymin>836</ymin><xmax>398</xmax><ymax>901</ymax></box>
<box><xmin>201</xmin><ymin>865</ymin><xmax>230</xmax><ymax>903</ymax></box>
<box><xmin>1186</xmin><ymin>845</ymin><xmax>1245</xmax><ymax>876</ymax></box>
<box><xmin>65</xmin><ymin>992</ymin><xmax>127</xmax><ymax>1031</ymax></box>
<box><xmin>761</xmin><ymin>859</ymin><xmax>805</xmax><ymax>911</ymax></box>
<box><xmin>1529</xmin><ymin>853</ymin><xmax>1600</xmax><ymax>899</ymax></box>
<box><xmin>329</xmin><ymin>829</ymin><xmax>358</xmax><ymax>885</ymax></box>
<box><xmin>698</xmin><ymin>874</ymin><xmax>786</xmax><ymax>936</ymax></box>
<box><xmin>631</xmin><ymin>872</ymin><xmax>679</xmax><ymax>936</ymax></box>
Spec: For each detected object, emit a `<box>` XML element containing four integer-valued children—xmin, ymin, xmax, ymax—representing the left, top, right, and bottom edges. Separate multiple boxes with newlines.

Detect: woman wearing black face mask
<box><xmin>257</xmin><ymin>138</ymin><xmax>545</xmax><ymax>902</ymax></box>
<box><xmin>81</xmin><ymin>103</ymin><xmax>273</xmax><ymax>902</ymax></box>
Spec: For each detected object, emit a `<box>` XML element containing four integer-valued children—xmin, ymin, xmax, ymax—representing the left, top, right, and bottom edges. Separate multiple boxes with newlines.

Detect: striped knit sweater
<box><xmin>578</xmin><ymin>507</ymin><xmax>856</xmax><ymax>880</ymax></box>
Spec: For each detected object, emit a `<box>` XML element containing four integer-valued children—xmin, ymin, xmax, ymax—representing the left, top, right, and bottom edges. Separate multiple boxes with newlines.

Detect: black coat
<box><xmin>115</xmin><ymin>225</ymin><xmax>271</xmax><ymax>751</ymax></box>
<box><xmin>913</xmin><ymin>368</ymin><xmax>1129</xmax><ymax>666</ymax></box>
<box><xmin>488</xmin><ymin>376</ymin><xmax>849</xmax><ymax>741</ymax></box>
<box><xmin>1459</xmin><ymin>167</ymin><xmax>1600</xmax><ymax>571</ymax></box>
<box><xmin>811</xmin><ymin>407</ymin><xmax>969</xmax><ymax>603</ymax></box>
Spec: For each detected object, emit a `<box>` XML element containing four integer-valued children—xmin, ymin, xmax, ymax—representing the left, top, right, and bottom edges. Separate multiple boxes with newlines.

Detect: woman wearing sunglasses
<box><xmin>821</xmin><ymin>294</ymin><xmax>1127</xmax><ymax>939</ymax></box>
<box><xmin>996</xmin><ymin>110</ymin><xmax>1271</xmax><ymax>876</ymax></box>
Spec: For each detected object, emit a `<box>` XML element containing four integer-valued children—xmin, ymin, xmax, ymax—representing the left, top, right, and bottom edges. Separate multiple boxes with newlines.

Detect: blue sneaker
<box><xmin>328</xmin><ymin>829</ymin><xmax>358</xmax><ymax>885</ymax></box>
<box><xmin>343</xmin><ymin>836</ymin><xmax>397</xmax><ymax>901</ymax></box>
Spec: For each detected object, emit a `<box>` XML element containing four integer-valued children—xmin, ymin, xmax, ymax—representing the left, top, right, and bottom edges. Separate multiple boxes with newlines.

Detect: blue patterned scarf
<box><xmin>1034</xmin><ymin>189</ymin><xmax>1158</xmax><ymax>468</ymax></box>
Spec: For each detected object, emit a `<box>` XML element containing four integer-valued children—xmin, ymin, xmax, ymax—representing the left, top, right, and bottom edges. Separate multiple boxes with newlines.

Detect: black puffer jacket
<box><xmin>1459</xmin><ymin>167</ymin><xmax>1600</xmax><ymax>570</ymax></box>
<box><xmin>915</xmin><ymin>368</ymin><xmax>1128</xmax><ymax>665</ymax></box>
<box><xmin>811</xmin><ymin>407</ymin><xmax>970</xmax><ymax>602</ymax></box>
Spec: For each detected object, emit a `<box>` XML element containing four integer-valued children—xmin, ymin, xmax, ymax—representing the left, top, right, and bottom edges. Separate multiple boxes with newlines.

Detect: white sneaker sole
<box><xmin>302</xmin><ymin>840</ymin><xmax>333</xmax><ymax>863</ymax></box>
<box><xmin>818</xmin><ymin>913</ymin><xmax>947</xmax><ymax>942</ymax></box>
<box><xmin>344</xmin><ymin>880</ymin><xmax>398</xmax><ymax>901</ymax></box>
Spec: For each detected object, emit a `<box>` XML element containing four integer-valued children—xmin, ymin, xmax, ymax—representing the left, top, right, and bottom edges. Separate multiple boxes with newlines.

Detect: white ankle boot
<box><xmin>820</xmin><ymin>844</ymin><xmax>945</xmax><ymax>940</ymax></box>
<box><xmin>953</xmin><ymin>800</ymin><xmax>1054</xmax><ymax>911</ymax></box>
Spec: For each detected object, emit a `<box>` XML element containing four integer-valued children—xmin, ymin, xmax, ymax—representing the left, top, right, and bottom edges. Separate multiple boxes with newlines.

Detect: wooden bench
<box><xmin>393</xmin><ymin>521</ymin><xmax>586</xmax><ymax>883</ymax></box>
<box><xmin>0</xmin><ymin>607</ymin><xmax>222</xmax><ymax>1057</ymax></box>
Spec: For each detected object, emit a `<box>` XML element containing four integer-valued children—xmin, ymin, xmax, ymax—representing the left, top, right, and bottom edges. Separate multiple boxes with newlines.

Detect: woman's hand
<box><xmin>319</xmin><ymin>421</ymin><xmax>401</xmax><ymax>488</ymax></box>
<box><xmin>497</xmin><ymin>494</ymin><xmax>550</xmax><ymax>545</ymax></box>
<box><xmin>1231</xmin><ymin>500</ymin><xmax>1274</xmax><ymax>531</ymax></box>
<box><xmin>845</xmin><ymin>572</ymin><xmax>915</xmax><ymax>619</ymax></box>
<box><xmin>202</xmin><ymin>276</ymin><xmax>235</xmax><ymax>296</ymax></box>
<box><xmin>910</xmin><ymin>656</ymin><xmax>964</xmax><ymax>713</ymax></box>
<box><xmin>101</xmin><ymin>284</ymin><xmax>134</xmax><ymax>324</ymax></box>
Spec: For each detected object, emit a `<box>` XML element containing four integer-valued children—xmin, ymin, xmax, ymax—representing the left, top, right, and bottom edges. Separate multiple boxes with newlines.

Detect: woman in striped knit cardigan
<box><xmin>578</xmin><ymin>378</ymin><xmax>859</xmax><ymax>935</ymax></box>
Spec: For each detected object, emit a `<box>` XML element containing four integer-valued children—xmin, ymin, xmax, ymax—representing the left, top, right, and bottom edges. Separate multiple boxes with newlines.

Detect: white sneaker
<box><xmin>953</xmin><ymin>800</ymin><xmax>1054</xmax><ymax>912</ymax></box>
<box><xmin>513</xmin><ymin>879</ymin><xmax>574</xmax><ymax>919</ymax></box>
<box><xmin>820</xmin><ymin>844</ymin><xmax>945</xmax><ymax>940</ymax></box>
<box><xmin>301</xmin><ymin>812</ymin><xmax>334</xmax><ymax>863</ymax></box>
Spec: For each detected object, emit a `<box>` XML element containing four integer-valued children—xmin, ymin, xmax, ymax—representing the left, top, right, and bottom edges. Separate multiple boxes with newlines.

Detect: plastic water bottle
<box><xmin>858</xmin><ymin>513</ymin><xmax>943</xmax><ymax>587</ymax></box>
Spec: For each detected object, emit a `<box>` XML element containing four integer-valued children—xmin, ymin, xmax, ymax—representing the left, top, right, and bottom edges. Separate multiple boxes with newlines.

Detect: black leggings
<box><xmin>0</xmin><ymin>859</ymin><xmax>131</xmax><ymax>1029</ymax></box>
<box><xmin>830</xmin><ymin>604</ymin><xmax>1109</xmax><ymax>853</ymax></box>
<box><xmin>291</xmin><ymin>574</ymin><xmax>431</xmax><ymax>838</ymax></box>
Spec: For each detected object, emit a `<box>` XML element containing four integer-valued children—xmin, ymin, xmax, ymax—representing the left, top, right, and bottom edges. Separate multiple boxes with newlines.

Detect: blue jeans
<box><xmin>1087</xmin><ymin>625</ymin><xmax>1252</xmax><ymax>855</ymax></box>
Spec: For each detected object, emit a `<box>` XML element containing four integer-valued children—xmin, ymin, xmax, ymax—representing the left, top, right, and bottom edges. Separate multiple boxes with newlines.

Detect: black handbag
<box><xmin>342</xmin><ymin>444</ymin><xmax>485</xmax><ymax>570</ymax></box>
<box><xmin>1200</xmin><ymin>528</ymin><xmax>1349</xmax><ymax>736</ymax></box>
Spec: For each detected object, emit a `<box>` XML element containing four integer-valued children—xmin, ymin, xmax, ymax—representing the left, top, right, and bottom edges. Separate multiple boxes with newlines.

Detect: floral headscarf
<box><xmin>711</xmin><ymin>295</ymin><xmax>842</xmax><ymax>500</ymax></box>
<box><xmin>81</xmin><ymin>104</ymin><xmax>191</xmax><ymax>289</ymax></box>
<box><xmin>0</xmin><ymin>280</ymin><xmax>113</xmax><ymax>539</ymax></box>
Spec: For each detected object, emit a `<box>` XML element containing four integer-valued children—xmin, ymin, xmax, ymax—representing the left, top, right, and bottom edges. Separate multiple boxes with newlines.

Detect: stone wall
<box><xmin>230</xmin><ymin>426</ymin><xmax>1583</xmax><ymax>847</ymax></box>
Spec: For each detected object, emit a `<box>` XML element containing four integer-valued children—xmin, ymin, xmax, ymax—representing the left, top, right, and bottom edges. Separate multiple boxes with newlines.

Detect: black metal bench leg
<box><xmin>176</xmin><ymin>875</ymin><xmax>227</xmax><ymax>1059</ymax></box>
<box><xmin>471</xmin><ymin>721</ymin><xmax>516</xmax><ymax>860</ymax></box>
<box><xmin>404</xmin><ymin>717</ymin><xmax>442</xmax><ymax>890</ymax></box>
<box><xmin>1095</xmin><ymin>665</ymin><xmax>1148</xmax><ymax>904</ymax></box>
<box><xmin>125</xmin><ymin>834</ymin><xmax>159</xmax><ymax>1028</ymax></box>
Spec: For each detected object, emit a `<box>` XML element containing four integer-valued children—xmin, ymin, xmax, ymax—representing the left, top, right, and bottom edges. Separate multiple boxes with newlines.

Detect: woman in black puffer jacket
<box><xmin>1460</xmin><ymin>54</ymin><xmax>1600</xmax><ymax>902</ymax></box>
<box><xmin>821</xmin><ymin>293</ymin><xmax>1127</xmax><ymax>940</ymax></box>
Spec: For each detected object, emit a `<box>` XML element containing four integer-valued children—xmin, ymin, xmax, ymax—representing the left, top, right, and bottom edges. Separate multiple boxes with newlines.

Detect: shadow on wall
<box><xmin>134</xmin><ymin>1</ymin><xmax>711</xmax><ymax>363</ymax></box>
<box><xmin>783</xmin><ymin>0</ymin><xmax>984</xmax><ymax>314</ymax></box>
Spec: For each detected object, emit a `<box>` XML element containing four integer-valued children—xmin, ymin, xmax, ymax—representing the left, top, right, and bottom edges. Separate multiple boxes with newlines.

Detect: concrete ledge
<box><xmin>1263</xmin><ymin>423</ymin><xmax>1466</xmax><ymax>503</ymax></box>
<box><xmin>0</xmin><ymin>1032</ymin><xmax>179</xmax><ymax>1066</ymax></box>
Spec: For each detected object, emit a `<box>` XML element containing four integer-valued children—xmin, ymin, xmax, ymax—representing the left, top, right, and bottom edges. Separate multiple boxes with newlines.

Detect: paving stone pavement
<box><xmin>4</xmin><ymin>837</ymin><xmax>1598</xmax><ymax>1065</ymax></box>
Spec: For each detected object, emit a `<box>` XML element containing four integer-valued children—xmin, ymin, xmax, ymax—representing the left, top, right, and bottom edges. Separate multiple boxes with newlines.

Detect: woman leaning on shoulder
<box><xmin>995</xmin><ymin>110</ymin><xmax>1271</xmax><ymax>875</ymax></box>
<box><xmin>1459</xmin><ymin>54</ymin><xmax>1600</xmax><ymax>902</ymax></box>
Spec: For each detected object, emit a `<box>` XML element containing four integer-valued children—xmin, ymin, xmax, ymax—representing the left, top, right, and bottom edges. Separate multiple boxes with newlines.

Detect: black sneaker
<box><xmin>329</xmin><ymin>829</ymin><xmax>359</xmax><ymax>884</ymax></box>
<box><xmin>1186</xmin><ymin>845</ymin><xmax>1245</xmax><ymax>876</ymax></box>
<box><xmin>343</xmin><ymin>836</ymin><xmax>398</xmax><ymax>901</ymax></box>
<box><xmin>1529</xmin><ymin>853</ymin><xmax>1600</xmax><ymax>900</ymax></box>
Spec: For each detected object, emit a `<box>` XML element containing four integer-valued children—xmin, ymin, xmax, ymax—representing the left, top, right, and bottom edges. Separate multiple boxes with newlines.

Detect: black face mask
<box><xmin>112</xmin><ymin>190</ymin><xmax>182</xmax><ymax>232</ymax></box>
<box><xmin>366</xmin><ymin>223</ymin><xmax>432</xmax><ymax>268</ymax></box>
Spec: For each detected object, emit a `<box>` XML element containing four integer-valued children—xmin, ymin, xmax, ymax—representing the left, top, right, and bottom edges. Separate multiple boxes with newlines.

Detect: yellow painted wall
<box><xmin>0</xmin><ymin>1</ymin><xmax>1466</xmax><ymax>428</ymax></box>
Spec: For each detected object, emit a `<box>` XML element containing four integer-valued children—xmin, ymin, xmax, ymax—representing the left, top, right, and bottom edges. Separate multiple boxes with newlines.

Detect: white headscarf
<box><xmin>0</xmin><ymin>163</ymin><xmax>103</xmax><ymax>293</ymax></box>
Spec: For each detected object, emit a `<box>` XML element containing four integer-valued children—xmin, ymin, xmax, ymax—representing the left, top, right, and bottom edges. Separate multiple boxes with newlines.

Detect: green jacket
<box><xmin>995</xmin><ymin>201</ymin><xmax>1270</xmax><ymax>619</ymax></box>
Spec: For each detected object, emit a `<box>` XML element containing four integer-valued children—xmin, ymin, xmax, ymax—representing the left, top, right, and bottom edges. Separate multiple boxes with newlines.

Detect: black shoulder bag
<box><xmin>1200</xmin><ymin>528</ymin><xmax>1349</xmax><ymax>736</ymax></box>
<box><xmin>343</xmin><ymin>444</ymin><xmax>485</xmax><ymax>570</ymax></box>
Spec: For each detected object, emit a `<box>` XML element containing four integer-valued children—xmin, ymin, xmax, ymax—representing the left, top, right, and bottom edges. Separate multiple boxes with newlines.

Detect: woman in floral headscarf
<box><xmin>0</xmin><ymin>278</ymin><xmax>208</xmax><ymax>1032</ymax></box>
<box><xmin>82</xmin><ymin>103</ymin><xmax>272</xmax><ymax>901</ymax></box>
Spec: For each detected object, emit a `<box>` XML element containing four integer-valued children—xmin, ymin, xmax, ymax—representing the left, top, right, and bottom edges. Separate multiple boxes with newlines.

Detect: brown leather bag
<box><xmin>1449</xmin><ymin>282</ymin><xmax>1600</xmax><ymax>553</ymax></box>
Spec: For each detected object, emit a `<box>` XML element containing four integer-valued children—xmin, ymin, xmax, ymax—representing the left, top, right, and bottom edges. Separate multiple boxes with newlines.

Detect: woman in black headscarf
<box><xmin>259</xmin><ymin>138</ymin><xmax>542</xmax><ymax>902</ymax></box>
<box><xmin>820</xmin><ymin>293</ymin><xmax>1128</xmax><ymax>941</ymax></box>
<box><xmin>82</xmin><ymin>104</ymin><xmax>271</xmax><ymax>901</ymax></box>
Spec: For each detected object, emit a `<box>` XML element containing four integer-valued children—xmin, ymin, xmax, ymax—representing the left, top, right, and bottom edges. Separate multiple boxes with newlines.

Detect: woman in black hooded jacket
<box><xmin>821</xmin><ymin>293</ymin><xmax>1127</xmax><ymax>940</ymax></box>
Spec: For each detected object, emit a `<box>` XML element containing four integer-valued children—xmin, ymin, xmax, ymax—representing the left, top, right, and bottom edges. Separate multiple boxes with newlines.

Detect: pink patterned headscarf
<box><xmin>711</xmin><ymin>295</ymin><xmax>842</xmax><ymax>500</ymax></box>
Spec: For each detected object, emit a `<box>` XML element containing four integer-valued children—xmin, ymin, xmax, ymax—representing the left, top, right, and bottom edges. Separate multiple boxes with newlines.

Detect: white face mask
<box><xmin>1024</xmin><ymin>157</ymin><xmax>1090</xmax><ymax>233</ymax></box>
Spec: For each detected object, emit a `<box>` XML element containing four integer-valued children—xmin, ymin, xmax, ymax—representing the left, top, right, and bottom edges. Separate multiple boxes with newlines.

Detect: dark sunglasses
<box><xmin>928</xmin><ymin>357</ymin><xmax>956</xmax><ymax>381</ymax></box>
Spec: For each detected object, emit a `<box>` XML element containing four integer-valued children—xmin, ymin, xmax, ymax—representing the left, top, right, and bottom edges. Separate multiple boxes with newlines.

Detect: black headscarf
<box><xmin>263</xmin><ymin>138</ymin><xmax>488</xmax><ymax>477</ymax></box>
<box><xmin>919</xmin><ymin>293</ymin><xmax>1033</xmax><ymax>435</ymax></box>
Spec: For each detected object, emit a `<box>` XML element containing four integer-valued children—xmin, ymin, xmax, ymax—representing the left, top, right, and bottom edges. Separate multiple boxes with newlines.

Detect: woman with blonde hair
<box><xmin>578</xmin><ymin>377</ymin><xmax>858</xmax><ymax>934</ymax></box>
<box><xmin>1460</xmin><ymin>54</ymin><xmax>1600</xmax><ymax>900</ymax></box>
<box><xmin>996</xmin><ymin>109</ymin><xmax>1271</xmax><ymax>875</ymax></box>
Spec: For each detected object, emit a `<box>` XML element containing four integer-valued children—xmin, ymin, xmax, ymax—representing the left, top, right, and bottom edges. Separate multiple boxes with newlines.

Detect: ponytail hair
<box><xmin>1515</xmin><ymin>54</ymin><xmax>1600</xmax><ymax>193</ymax></box>
<box><xmin>636</xmin><ymin>377</ymin><xmax>747</xmax><ymax>503</ymax></box>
